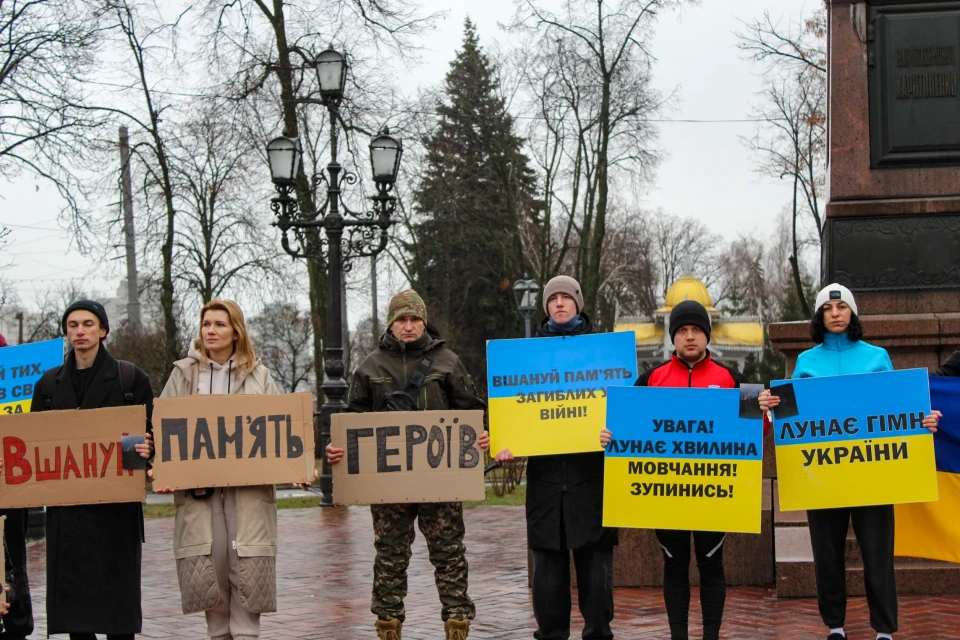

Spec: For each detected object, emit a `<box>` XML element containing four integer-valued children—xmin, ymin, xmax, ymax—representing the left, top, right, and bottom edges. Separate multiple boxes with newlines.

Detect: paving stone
<box><xmin>21</xmin><ymin>505</ymin><xmax>960</xmax><ymax>639</ymax></box>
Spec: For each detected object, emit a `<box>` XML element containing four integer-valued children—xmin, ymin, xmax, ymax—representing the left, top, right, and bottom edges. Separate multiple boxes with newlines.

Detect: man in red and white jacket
<box><xmin>602</xmin><ymin>300</ymin><xmax>745</xmax><ymax>640</ymax></box>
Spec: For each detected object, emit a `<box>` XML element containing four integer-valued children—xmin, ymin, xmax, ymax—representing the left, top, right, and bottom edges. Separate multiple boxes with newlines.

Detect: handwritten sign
<box><xmin>0</xmin><ymin>339</ymin><xmax>64</xmax><ymax>415</ymax></box>
<box><xmin>151</xmin><ymin>392</ymin><xmax>315</xmax><ymax>490</ymax></box>
<box><xmin>331</xmin><ymin>410</ymin><xmax>485</xmax><ymax>504</ymax></box>
<box><xmin>487</xmin><ymin>332</ymin><xmax>637</xmax><ymax>456</ymax></box>
<box><xmin>772</xmin><ymin>369</ymin><xmax>937</xmax><ymax>511</ymax></box>
<box><xmin>603</xmin><ymin>385</ymin><xmax>764</xmax><ymax>533</ymax></box>
<box><xmin>0</xmin><ymin>405</ymin><xmax>147</xmax><ymax>508</ymax></box>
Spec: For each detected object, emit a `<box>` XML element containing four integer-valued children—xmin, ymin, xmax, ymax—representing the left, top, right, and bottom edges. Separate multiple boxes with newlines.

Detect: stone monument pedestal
<box><xmin>769</xmin><ymin>0</ymin><xmax>960</xmax><ymax>597</ymax></box>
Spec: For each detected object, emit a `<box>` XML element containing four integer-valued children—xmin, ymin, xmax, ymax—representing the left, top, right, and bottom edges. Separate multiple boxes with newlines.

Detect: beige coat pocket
<box><xmin>176</xmin><ymin>554</ymin><xmax>219</xmax><ymax>614</ymax></box>
<box><xmin>237</xmin><ymin>555</ymin><xmax>277</xmax><ymax>613</ymax></box>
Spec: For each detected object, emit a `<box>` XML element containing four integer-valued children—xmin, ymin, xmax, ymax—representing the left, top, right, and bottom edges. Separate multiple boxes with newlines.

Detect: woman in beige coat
<box><xmin>153</xmin><ymin>299</ymin><xmax>283</xmax><ymax>640</ymax></box>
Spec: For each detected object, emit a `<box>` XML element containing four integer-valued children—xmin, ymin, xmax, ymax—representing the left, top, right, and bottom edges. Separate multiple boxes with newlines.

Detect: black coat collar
<box><xmin>54</xmin><ymin>347</ymin><xmax>119</xmax><ymax>410</ymax></box>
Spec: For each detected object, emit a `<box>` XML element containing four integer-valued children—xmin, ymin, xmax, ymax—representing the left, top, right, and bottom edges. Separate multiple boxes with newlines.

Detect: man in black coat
<box><xmin>494</xmin><ymin>276</ymin><xmax>617</xmax><ymax>640</ymax></box>
<box><xmin>29</xmin><ymin>301</ymin><xmax>154</xmax><ymax>640</ymax></box>
<box><xmin>0</xmin><ymin>331</ymin><xmax>34</xmax><ymax>640</ymax></box>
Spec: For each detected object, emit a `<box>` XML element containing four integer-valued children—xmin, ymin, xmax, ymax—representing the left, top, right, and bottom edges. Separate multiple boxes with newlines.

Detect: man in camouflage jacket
<box><xmin>326</xmin><ymin>290</ymin><xmax>489</xmax><ymax>640</ymax></box>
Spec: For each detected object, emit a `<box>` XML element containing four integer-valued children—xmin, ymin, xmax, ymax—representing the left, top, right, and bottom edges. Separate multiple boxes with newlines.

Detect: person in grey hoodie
<box><xmin>151</xmin><ymin>299</ymin><xmax>289</xmax><ymax>640</ymax></box>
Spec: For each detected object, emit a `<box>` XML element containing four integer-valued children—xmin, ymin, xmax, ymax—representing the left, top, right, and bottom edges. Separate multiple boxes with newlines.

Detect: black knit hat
<box><xmin>62</xmin><ymin>300</ymin><xmax>110</xmax><ymax>336</ymax></box>
<box><xmin>669</xmin><ymin>300</ymin><xmax>711</xmax><ymax>344</ymax></box>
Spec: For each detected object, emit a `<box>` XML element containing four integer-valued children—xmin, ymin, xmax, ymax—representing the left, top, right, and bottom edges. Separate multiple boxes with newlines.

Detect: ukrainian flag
<box><xmin>895</xmin><ymin>375</ymin><xmax>960</xmax><ymax>563</ymax></box>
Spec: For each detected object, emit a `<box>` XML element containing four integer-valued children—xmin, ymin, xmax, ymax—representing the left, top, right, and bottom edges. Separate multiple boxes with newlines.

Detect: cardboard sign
<box><xmin>0</xmin><ymin>339</ymin><xmax>65</xmax><ymax>416</ymax></box>
<box><xmin>151</xmin><ymin>392</ymin><xmax>315</xmax><ymax>490</ymax></box>
<box><xmin>487</xmin><ymin>332</ymin><xmax>638</xmax><ymax>456</ymax></box>
<box><xmin>773</xmin><ymin>369</ymin><xmax>938</xmax><ymax>511</ymax></box>
<box><xmin>602</xmin><ymin>385</ymin><xmax>765</xmax><ymax>533</ymax></box>
<box><xmin>331</xmin><ymin>410</ymin><xmax>485</xmax><ymax>504</ymax></box>
<box><xmin>0</xmin><ymin>405</ymin><xmax>147</xmax><ymax>508</ymax></box>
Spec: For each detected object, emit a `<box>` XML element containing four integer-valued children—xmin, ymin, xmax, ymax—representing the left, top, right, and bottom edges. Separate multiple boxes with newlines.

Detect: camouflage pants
<box><xmin>370</xmin><ymin>502</ymin><xmax>475</xmax><ymax>623</ymax></box>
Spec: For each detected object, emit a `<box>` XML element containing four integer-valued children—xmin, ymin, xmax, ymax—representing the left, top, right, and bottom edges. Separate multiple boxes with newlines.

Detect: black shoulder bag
<box><xmin>379</xmin><ymin>355</ymin><xmax>433</xmax><ymax>412</ymax></box>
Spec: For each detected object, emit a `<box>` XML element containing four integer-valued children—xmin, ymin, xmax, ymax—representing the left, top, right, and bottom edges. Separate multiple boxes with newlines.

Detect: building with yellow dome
<box><xmin>615</xmin><ymin>273</ymin><xmax>765</xmax><ymax>371</ymax></box>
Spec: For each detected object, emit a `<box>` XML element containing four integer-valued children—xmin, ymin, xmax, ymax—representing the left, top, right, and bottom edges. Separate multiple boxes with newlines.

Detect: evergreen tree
<box><xmin>411</xmin><ymin>19</ymin><xmax>538</xmax><ymax>392</ymax></box>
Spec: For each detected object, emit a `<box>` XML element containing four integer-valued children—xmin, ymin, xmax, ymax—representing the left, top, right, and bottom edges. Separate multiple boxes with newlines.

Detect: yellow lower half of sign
<box><xmin>775</xmin><ymin>435</ymin><xmax>938</xmax><ymax>512</ymax></box>
<box><xmin>0</xmin><ymin>400</ymin><xmax>30</xmax><ymax>416</ymax></box>
<box><xmin>602</xmin><ymin>457</ymin><xmax>763</xmax><ymax>534</ymax></box>
<box><xmin>489</xmin><ymin>395</ymin><xmax>606</xmax><ymax>456</ymax></box>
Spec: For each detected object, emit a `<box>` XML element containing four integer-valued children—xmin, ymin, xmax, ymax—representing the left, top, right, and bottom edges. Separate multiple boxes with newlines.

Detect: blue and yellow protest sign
<box><xmin>0</xmin><ymin>339</ymin><xmax>65</xmax><ymax>416</ymax></box>
<box><xmin>772</xmin><ymin>368</ymin><xmax>937</xmax><ymax>512</ymax></box>
<box><xmin>487</xmin><ymin>332</ymin><xmax>637</xmax><ymax>456</ymax></box>
<box><xmin>602</xmin><ymin>385</ymin><xmax>764</xmax><ymax>533</ymax></box>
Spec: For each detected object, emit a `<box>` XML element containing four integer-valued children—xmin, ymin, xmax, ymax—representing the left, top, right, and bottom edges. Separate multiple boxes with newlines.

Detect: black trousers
<box><xmin>532</xmin><ymin>546</ymin><xmax>614</xmax><ymax>640</ymax></box>
<box><xmin>655</xmin><ymin>530</ymin><xmax>726</xmax><ymax>640</ymax></box>
<box><xmin>0</xmin><ymin>508</ymin><xmax>33</xmax><ymax>640</ymax></box>
<box><xmin>807</xmin><ymin>504</ymin><xmax>897</xmax><ymax>634</ymax></box>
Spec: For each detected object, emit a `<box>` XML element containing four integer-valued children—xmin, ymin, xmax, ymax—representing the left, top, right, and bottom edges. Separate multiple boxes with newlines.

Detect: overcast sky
<box><xmin>0</xmin><ymin>0</ymin><xmax>816</xmax><ymax>323</ymax></box>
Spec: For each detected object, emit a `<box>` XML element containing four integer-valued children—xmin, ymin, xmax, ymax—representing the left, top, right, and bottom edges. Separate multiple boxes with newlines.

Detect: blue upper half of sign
<box><xmin>771</xmin><ymin>368</ymin><xmax>931</xmax><ymax>446</ymax></box>
<box><xmin>0</xmin><ymin>338</ymin><xmax>65</xmax><ymax>404</ymax></box>
<box><xmin>486</xmin><ymin>332</ymin><xmax>638</xmax><ymax>400</ymax></box>
<box><xmin>604</xmin><ymin>385</ymin><xmax>764</xmax><ymax>460</ymax></box>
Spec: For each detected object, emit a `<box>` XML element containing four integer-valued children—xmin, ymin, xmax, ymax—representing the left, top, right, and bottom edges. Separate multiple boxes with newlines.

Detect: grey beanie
<box><xmin>542</xmin><ymin>276</ymin><xmax>584</xmax><ymax>315</ymax></box>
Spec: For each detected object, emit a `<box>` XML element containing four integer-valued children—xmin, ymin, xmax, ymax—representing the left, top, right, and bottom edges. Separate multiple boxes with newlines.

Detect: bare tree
<box><xmin>650</xmin><ymin>212</ymin><xmax>722</xmax><ymax>299</ymax></box>
<box><xmin>0</xmin><ymin>0</ymin><xmax>105</xmax><ymax>230</ymax></box>
<box><xmin>347</xmin><ymin>316</ymin><xmax>379</xmax><ymax>372</ymax></box>
<box><xmin>711</xmin><ymin>234</ymin><xmax>769</xmax><ymax>317</ymax></box>
<box><xmin>15</xmin><ymin>279</ymin><xmax>89</xmax><ymax>342</ymax></box>
<box><xmin>0</xmin><ymin>275</ymin><xmax>16</xmax><ymax>323</ymax></box>
<box><xmin>512</xmin><ymin>0</ymin><xmax>673</xmax><ymax>320</ymax></box>
<box><xmin>738</xmin><ymin>9</ymin><xmax>827</xmax><ymax>316</ymax></box>
<box><xmin>595</xmin><ymin>206</ymin><xmax>658</xmax><ymax>326</ymax></box>
<box><xmin>249</xmin><ymin>302</ymin><xmax>315</xmax><ymax>393</ymax></box>
<box><xmin>97</xmin><ymin>0</ymin><xmax>187</xmax><ymax>376</ymax></box>
<box><xmin>170</xmin><ymin>99</ymin><xmax>280</xmax><ymax>306</ymax></box>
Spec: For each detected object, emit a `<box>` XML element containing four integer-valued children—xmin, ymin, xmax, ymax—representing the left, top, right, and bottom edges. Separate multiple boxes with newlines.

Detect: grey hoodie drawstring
<box><xmin>204</xmin><ymin>356</ymin><xmax>235</xmax><ymax>394</ymax></box>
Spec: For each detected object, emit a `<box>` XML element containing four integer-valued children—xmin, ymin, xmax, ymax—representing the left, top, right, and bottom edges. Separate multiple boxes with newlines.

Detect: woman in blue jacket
<box><xmin>760</xmin><ymin>284</ymin><xmax>940</xmax><ymax>640</ymax></box>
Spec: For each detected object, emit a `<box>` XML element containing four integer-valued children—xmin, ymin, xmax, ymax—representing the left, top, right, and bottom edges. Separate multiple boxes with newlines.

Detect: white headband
<box><xmin>814</xmin><ymin>283</ymin><xmax>858</xmax><ymax>316</ymax></box>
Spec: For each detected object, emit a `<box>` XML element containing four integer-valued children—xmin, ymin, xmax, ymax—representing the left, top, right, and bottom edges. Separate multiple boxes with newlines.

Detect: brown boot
<box><xmin>375</xmin><ymin>618</ymin><xmax>402</xmax><ymax>640</ymax></box>
<box><xmin>444</xmin><ymin>618</ymin><xmax>469</xmax><ymax>640</ymax></box>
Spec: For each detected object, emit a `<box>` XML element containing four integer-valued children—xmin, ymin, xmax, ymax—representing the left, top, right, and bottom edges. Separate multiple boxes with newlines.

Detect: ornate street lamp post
<box><xmin>267</xmin><ymin>47</ymin><xmax>402</xmax><ymax>505</ymax></box>
<box><xmin>513</xmin><ymin>274</ymin><xmax>540</xmax><ymax>338</ymax></box>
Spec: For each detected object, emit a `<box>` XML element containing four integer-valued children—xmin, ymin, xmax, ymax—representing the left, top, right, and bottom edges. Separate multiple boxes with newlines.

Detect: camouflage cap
<box><xmin>387</xmin><ymin>289</ymin><xmax>427</xmax><ymax>326</ymax></box>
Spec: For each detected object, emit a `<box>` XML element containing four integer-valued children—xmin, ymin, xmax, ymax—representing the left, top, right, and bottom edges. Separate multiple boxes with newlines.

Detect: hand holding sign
<box><xmin>599</xmin><ymin>428</ymin><xmax>612</xmax><ymax>448</ymax></box>
<box><xmin>758</xmin><ymin>389</ymin><xmax>780</xmax><ymax>412</ymax></box>
<box><xmin>924</xmin><ymin>410</ymin><xmax>942</xmax><ymax>433</ymax></box>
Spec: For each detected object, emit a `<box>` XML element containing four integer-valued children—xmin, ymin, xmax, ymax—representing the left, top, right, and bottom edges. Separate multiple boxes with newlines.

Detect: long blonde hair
<box><xmin>195</xmin><ymin>299</ymin><xmax>257</xmax><ymax>376</ymax></box>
